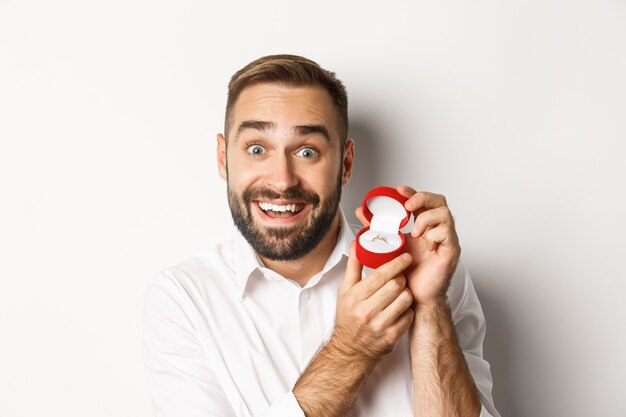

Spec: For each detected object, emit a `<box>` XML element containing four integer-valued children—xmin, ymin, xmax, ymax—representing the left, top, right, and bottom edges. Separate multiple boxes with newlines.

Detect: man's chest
<box><xmin>189</xmin><ymin>269</ymin><xmax>413</xmax><ymax>417</ymax></box>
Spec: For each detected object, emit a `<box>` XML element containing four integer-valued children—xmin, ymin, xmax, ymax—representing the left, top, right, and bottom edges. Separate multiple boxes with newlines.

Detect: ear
<box><xmin>341</xmin><ymin>138</ymin><xmax>355</xmax><ymax>186</ymax></box>
<box><xmin>217</xmin><ymin>133</ymin><xmax>227</xmax><ymax>181</ymax></box>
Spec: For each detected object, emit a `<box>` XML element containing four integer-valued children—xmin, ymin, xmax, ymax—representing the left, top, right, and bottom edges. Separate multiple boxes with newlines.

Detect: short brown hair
<box><xmin>224</xmin><ymin>54</ymin><xmax>348</xmax><ymax>146</ymax></box>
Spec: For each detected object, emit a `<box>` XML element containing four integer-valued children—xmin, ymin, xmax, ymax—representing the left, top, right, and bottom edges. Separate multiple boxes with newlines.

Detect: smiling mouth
<box><xmin>257</xmin><ymin>201</ymin><xmax>306</xmax><ymax>218</ymax></box>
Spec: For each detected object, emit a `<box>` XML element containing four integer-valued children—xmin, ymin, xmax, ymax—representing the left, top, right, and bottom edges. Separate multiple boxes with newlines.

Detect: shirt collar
<box><xmin>232</xmin><ymin>207</ymin><xmax>355</xmax><ymax>298</ymax></box>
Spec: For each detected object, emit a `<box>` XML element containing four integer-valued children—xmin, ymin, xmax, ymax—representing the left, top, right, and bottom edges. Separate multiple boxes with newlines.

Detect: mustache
<box><xmin>242</xmin><ymin>186</ymin><xmax>320</xmax><ymax>205</ymax></box>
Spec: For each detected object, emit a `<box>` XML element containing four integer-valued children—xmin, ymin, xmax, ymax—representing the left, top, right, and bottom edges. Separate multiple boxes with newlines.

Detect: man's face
<box><xmin>217</xmin><ymin>83</ymin><xmax>353</xmax><ymax>261</ymax></box>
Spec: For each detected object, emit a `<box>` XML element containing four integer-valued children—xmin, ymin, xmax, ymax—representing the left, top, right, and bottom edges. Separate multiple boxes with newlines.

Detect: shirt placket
<box><xmin>297</xmin><ymin>284</ymin><xmax>328</xmax><ymax>370</ymax></box>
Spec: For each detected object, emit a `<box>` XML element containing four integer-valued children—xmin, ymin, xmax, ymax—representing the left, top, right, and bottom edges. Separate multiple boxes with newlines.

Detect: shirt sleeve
<box><xmin>142</xmin><ymin>272</ymin><xmax>237</xmax><ymax>417</ymax></box>
<box><xmin>448</xmin><ymin>260</ymin><xmax>501</xmax><ymax>417</ymax></box>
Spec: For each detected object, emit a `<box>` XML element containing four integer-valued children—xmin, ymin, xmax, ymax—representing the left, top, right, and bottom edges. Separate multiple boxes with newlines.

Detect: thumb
<box><xmin>339</xmin><ymin>241</ymin><xmax>363</xmax><ymax>297</ymax></box>
<box><xmin>355</xmin><ymin>207</ymin><xmax>370</xmax><ymax>227</ymax></box>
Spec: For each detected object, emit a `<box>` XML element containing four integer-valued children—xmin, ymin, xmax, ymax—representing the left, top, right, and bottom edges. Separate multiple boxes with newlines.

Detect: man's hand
<box><xmin>293</xmin><ymin>242</ymin><xmax>415</xmax><ymax>417</ymax></box>
<box><xmin>357</xmin><ymin>185</ymin><xmax>481</xmax><ymax>417</ymax></box>
<box><xmin>332</xmin><ymin>241</ymin><xmax>415</xmax><ymax>360</ymax></box>
<box><xmin>356</xmin><ymin>185</ymin><xmax>461</xmax><ymax>306</ymax></box>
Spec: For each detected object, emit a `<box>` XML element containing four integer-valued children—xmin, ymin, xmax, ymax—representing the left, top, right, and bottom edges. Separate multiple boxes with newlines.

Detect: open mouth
<box><xmin>257</xmin><ymin>201</ymin><xmax>306</xmax><ymax>218</ymax></box>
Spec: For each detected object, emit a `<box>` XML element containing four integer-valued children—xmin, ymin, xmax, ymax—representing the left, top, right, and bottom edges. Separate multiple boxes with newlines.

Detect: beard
<box><xmin>227</xmin><ymin>174</ymin><xmax>342</xmax><ymax>262</ymax></box>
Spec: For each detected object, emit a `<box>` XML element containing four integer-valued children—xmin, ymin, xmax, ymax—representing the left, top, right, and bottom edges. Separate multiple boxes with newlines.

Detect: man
<box><xmin>143</xmin><ymin>54</ymin><xmax>500</xmax><ymax>417</ymax></box>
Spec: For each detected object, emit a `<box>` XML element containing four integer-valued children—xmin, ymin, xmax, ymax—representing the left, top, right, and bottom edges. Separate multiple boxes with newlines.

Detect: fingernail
<box><xmin>402</xmin><ymin>253</ymin><xmax>411</xmax><ymax>262</ymax></box>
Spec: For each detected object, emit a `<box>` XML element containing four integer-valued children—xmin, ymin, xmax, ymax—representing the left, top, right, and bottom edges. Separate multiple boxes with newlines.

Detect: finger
<box><xmin>396</xmin><ymin>184</ymin><xmax>418</xmax><ymax>199</ymax></box>
<box><xmin>355</xmin><ymin>206</ymin><xmax>370</xmax><ymax>227</ymax></box>
<box><xmin>339</xmin><ymin>241</ymin><xmax>363</xmax><ymax>297</ymax></box>
<box><xmin>356</xmin><ymin>253</ymin><xmax>412</xmax><ymax>299</ymax></box>
<box><xmin>424</xmin><ymin>224</ymin><xmax>458</xmax><ymax>252</ymax></box>
<box><xmin>404</xmin><ymin>191</ymin><xmax>447</xmax><ymax>214</ymax></box>
<box><xmin>362</xmin><ymin>274</ymin><xmax>407</xmax><ymax>315</ymax></box>
<box><xmin>370</xmin><ymin>287</ymin><xmax>414</xmax><ymax>329</ymax></box>
<box><xmin>387</xmin><ymin>306</ymin><xmax>415</xmax><ymax>339</ymax></box>
<box><xmin>411</xmin><ymin>206</ymin><xmax>454</xmax><ymax>238</ymax></box>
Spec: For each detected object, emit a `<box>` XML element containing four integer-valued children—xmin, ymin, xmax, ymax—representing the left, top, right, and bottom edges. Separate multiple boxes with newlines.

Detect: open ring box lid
<box><xmin>355</xmin><ymin>186</ymin><xmax>411</xmax><ymax>269</ymax></box>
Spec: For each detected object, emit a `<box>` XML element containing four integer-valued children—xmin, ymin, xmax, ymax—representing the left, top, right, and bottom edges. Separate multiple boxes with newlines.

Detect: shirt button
<box><xmin>303</xmin><ymin>290</ymin><xmax>311</xmax><ymax>300</ymax></box>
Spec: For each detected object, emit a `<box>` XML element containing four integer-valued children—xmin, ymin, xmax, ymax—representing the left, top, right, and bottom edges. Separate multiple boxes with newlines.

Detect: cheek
<box><xmin>301</xmin><ymin>161</ymin><xmax>341</xmax><ymax>193</ymax></box>
<box><xmin>226</xmin><ymin>155</ymin><xmax>262</xmax><ymax>188</ymax></box>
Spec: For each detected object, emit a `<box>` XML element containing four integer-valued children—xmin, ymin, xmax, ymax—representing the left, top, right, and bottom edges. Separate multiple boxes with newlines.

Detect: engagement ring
<box><xmin>371</xmin><ymin>234</ymin><xmax>388</xmax><ymax>244</ymax></box>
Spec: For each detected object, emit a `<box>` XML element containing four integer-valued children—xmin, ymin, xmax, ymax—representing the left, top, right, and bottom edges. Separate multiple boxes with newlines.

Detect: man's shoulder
<box><xmin>145</xmin><ymin>235</ymin><xmax>239</xmax><ymax>299</ymax></box>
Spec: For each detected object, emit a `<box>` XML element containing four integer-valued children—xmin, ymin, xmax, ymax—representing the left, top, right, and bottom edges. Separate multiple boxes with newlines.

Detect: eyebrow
<box><xmin>235</xmin><ymin>120</ymin><xmax>332</xmax><ymax>143</ymax></box>
<box><xmin>236</xmin><ymin>120</ymin><xmax>276</xmax><ymax>140</ymax></box>
<box><xmin>295</xmin><ymin>125</ymin><xmax>331</xmax><ymax>142</ymax></box>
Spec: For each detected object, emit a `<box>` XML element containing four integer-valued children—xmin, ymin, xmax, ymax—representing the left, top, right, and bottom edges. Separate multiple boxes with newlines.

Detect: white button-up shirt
<box><xmin>143</xmin><ymin>210</ymin><xmax>500</xmax><ymax>417</ymax></box>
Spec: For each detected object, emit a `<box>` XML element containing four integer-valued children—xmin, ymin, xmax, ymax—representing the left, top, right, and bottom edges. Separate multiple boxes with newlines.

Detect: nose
<box><xmin>265</xmin><ymin>153</ymin><xmax>299</xmax><ymax>192</ymax></box>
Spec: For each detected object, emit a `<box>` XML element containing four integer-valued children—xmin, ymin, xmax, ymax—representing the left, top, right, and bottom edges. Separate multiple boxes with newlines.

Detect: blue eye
<box><xmin>246</xmin><ymin>145</ymin><xmax>265</xmax><ymax>156</ymax></box>
<box><xmin>296</xmin><ymin>148</ymin><xmax>318</xmax><ymax>158</ymax></box>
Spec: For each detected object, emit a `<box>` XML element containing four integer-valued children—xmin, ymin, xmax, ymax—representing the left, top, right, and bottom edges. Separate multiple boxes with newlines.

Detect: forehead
<box><xmin>231</xmin><ymin>83</ymin><xmax>340</xmax><ymax>137</ymax></box>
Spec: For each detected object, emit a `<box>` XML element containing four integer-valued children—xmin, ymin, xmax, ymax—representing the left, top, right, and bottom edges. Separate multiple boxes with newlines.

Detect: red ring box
<box><xmin>356</xmin><ymin>186</ymin><xmax>411</xmax><ymax>269</ymax></box>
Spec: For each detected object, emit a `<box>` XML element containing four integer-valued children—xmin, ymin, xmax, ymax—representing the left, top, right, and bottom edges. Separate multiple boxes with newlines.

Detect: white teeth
<box><xmin>258</xmin><ymin>202</ymin><xmax>302</xmax><ymax>213</ymax></box>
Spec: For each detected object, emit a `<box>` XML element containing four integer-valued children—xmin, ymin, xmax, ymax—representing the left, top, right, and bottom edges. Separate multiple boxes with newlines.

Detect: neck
<box><xmin>259</xmin><ymin>213</ymin><xmax>341</xmax><ymax>287</ymax></box>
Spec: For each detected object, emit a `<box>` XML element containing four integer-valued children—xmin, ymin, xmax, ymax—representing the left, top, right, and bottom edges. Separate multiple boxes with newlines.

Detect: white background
<box><xmin>1</xmin><ymin>1</ymin><xmax>625</xmax><ymax>416</ymax></box>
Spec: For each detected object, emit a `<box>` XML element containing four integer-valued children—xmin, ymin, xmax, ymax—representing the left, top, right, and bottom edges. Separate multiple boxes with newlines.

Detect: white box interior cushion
<box><xmin>358</xmin><ymin>195</ymin><xmax>407</xmax><ymax>254</ymax></box>
<box><xmin>359</xmin><ymin>229</ymin><xmax>403</xmax><ymax>253</ymax></box>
